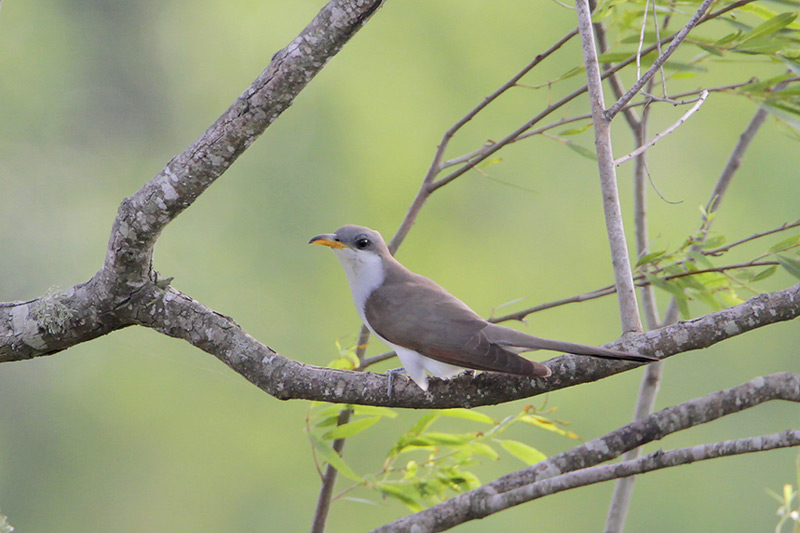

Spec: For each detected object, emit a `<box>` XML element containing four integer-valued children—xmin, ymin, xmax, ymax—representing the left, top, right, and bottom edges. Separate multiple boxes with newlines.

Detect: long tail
<box><xmin>483</xmin><ymin>324</ymin><xmax>658</xmax><ymax>363</ymax></box>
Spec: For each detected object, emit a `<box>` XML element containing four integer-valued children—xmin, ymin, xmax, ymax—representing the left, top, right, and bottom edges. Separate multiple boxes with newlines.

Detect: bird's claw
<box><xmin>385</xmin><ymin>367</ymin><xmax>409</xmax><ymax>398</ymax></box>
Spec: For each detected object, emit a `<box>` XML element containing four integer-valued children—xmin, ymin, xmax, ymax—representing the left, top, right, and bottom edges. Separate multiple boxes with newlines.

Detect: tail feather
<box><xmin>483</xmin><ymin>324</ymin><xmax>657</xmax><ymax>363</ymax></box>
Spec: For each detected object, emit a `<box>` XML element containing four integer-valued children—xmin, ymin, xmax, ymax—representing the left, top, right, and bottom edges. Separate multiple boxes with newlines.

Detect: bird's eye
<box><xmin>355</xmin><ymin>236</ymin><xmax>371</xmax><ymax>250</ymax></box>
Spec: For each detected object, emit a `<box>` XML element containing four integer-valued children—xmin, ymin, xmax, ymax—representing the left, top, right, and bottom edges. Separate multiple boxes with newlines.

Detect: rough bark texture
<box><xmin>3</xmin><ymin>276</ymin><xmax>798</xmax><ymax>407</ymax></box>
<box><xmin>373</xmin><ymin>372</ymin><xmax>800</xmax><ymax>532</ymax></box>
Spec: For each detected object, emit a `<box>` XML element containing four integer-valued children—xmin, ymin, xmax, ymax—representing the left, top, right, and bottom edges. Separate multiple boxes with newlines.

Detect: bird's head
<box><xmin>309</xmin><ymin>225</ymin><xmax>391</xmax><ymax>279</ymax></box>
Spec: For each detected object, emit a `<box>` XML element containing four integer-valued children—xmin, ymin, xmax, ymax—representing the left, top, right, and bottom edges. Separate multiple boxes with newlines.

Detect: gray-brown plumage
<box><xmin>310</xmin><ymin>225</ymin><xmax>657</xmax><ymax>390</ymax></box>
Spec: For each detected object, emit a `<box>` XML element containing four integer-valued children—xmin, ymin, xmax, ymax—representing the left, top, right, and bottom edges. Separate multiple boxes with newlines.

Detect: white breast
<box><xmin>332</xmin><ymin>248</ymin><xmax>385</xmax><ymax>323</ymax></box>
<box><xmin>332</xmin><ymin>248</ymin><xmax>465</xmax><ymax>391</ymax></box>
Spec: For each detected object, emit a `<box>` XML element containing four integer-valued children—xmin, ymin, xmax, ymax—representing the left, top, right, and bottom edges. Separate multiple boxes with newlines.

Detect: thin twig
<box><xmin>605</xmin><ymin>0</ymin><xmax>715</xmax><ymax>120</ymax></box>
<box><xmin>388</xmin><ymin>29</ymin><xmax>579</xmax><ymax>252</ymax></box>
<box><xmin>614</xmin><ymin>90</ymin><xmax>709</xmax><ymax>166</ymax></box>
<box><xmin>490</xmin><ymin>256</ymin><xmax>785</xmax><ymax>324</ymax></box>
<box><xmin>704</xmin><ymin>219</ymin><xmax>800</xmax><ymax>257</ymax></box>
<box><xmin>429</xmin><ymin>0</ymin><xmax>757</xmax><ymax>192</ymax></box>
<box><xmin>311</xmin><ymin>408</ymin><xmax>353</xmax><ymax>533</ymax></box>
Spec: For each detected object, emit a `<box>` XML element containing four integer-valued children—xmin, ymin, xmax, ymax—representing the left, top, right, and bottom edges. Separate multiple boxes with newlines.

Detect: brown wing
<box><xmin>364</xmin><ymin>264</ymin><xmax>551</xmax><ymax>377</ymax></box>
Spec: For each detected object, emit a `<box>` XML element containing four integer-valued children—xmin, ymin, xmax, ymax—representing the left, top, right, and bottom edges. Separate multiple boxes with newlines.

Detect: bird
<box><xmin>309</xmin><ymin>225</ymin><xmax>657</xmax><ymax>391</ymax></box>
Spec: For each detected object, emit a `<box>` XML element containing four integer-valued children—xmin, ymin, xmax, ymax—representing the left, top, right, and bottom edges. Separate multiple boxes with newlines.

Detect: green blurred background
<box><xmin>1</xmin><ymin>0</ymin><xmax>798</xmax><ymax>531</ymax></box>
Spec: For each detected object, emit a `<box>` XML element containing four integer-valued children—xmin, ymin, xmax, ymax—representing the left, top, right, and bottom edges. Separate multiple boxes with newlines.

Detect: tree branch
<box><xmin>576</xmin><ymin>0</ymin><xmax>642</xmax><ymax>333</ymax></box>
<box><xmin>605</xmin><ymin>0</ymin><xmax>715</xmax><ymax>120</ymax></box>
<box><xmin>372</xmin><ymin>372</ymin><xmax>800</xmax><ymax>532</ymax></box>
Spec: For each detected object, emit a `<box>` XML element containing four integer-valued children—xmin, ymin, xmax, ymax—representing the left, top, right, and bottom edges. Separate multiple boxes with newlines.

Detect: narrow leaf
<box><xmin>564</xmin><ymin>141</ymin><xmax>597</xmax><ymax>161</ymax></box>
<box><xmin>636</xmin><ymin>250</ymin><xmax>667</xmax><ymax>267</ymax></box>
<box><xmin>741</xmin><ymin>12</ymin><xmax>797</xmax><ymax>42</ymax></box>
<box><xmin>477</xmin><ymin>157</ymin><xmax>503</xmax><ymax>169</ymax></box>
<box><xmin>322</xmin><ymin>416</ymin><xmax>381</xmax><ymax>440</ymax></box>
<box><xmin>768</xmin><ymin>234</ymin><xmax>800</xmax><ymax>253</ymax></box>
<box><xmin>520</xmin><ymin>415</ymin><xmax>571</xmax><ymax>438</ymax></box>
<box><xmin>463</xmin><ymin>442</ymin><xmax>500</xmax><ymax>460</ymax></box>
<box><xmin>777</xmin><ymin>254</ymin><xmax>800</xmax><ymax>279</ymax></box>
<box><xmin>558</xmin><ymin>123</ymin><xmax>593</xmax><ymax>136</ymax></box>
<box><xmin>688</xmin><ymin>251</ymin><xmax>714</xmax><ymax>269</ymax></box>
<box><xmin>375</xmin><ymin>482</ymin><xmax>424</xmax><ymax>512</ymax></box>
<box><xmin>423</xmin><ymin>432</ymin><xmax>477</xmax><ymax>446</ymax></box>
<box><xmin>308</xmin><ymin>434</ymin><xmax>363</xmax><ymax>482</ymax></box>
<box><xmin>439</xmin><ymin>409</ymin><xmax>496</xmax><ymax>425</ymax></box>
<box><xmin>499</xmin><ymin>440</ymin><xmax>547</xmax><ymax>465</ymax></box>
<box><xmin>352</xmin><ymin>405</ymin><xmax>398</xmax><ymax>418</ymax></box>
<box><xmin>750</xmin><ymin>265</ymin><xmax>778</xmax><ymax>282</ymax></box>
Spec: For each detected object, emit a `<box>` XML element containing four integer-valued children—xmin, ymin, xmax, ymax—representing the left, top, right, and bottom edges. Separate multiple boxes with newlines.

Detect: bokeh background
<box><xmin>1</xmin><ymin>1</ymin><xmax>798</xmax><ymax>531</ymax></box>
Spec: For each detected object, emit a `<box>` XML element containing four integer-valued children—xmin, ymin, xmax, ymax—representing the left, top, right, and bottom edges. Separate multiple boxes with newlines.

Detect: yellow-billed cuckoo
<box><xmin>310</xmin><ymin>225</ymin><xmax>656</xmax><ymax>391</ymax></box>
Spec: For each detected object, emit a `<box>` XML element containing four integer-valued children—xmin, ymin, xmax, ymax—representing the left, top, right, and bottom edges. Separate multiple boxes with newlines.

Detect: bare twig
<box><xmin>614</xmin><ymin>90</ymin><xmax>709</xmax><ymax>166</ymax></box>
<box><xmin>388</xmin><ymin>29</ymin><xmax>578</xmax><ymax>252</ymax></box>
<box><xmin>704</xmin><ymin>219</ymin><xmax>800</xmax><ymax>257</ymax></box>
<box><xmin>310</xmin><ymin>324</ymin><xmax>374</xmax><ymax>532</ymax></box>
<box><xmin>311</xmin><ymin>408</ymin><xmax>353</xmax><ymax>533</ymax></box>
<box><xmin>428</xmin><ymin>2</ymin><xmax>757</xmax><ymax>193</ymax></box>
<box><xmin>606</xmin><ymin>0</ymin><xmax>715</xmax><ymax>120</ymax></box>
<box><xmin>490</xmin><ymin>218</ymin><xmax>799</xmax><ymax>323</ymax></box>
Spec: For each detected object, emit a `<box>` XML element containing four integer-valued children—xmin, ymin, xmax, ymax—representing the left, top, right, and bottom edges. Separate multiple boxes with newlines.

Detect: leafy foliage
<box><xmin>634</xmin><ymin>220</ymin><xmax>800</xmax><ymax>317</ymax></box>
<box><xmin>767</xmin><ymin>452</ymin><xmax>800</xmax><ymax>532</ymax></box>
<box><xmin>305</xmin><ymin>402</ymin><xmax>578</xmax><ymax>511</ymax></box>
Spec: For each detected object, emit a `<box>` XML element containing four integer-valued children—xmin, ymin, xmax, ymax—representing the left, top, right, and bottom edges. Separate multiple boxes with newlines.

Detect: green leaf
<box><xmin>687</xmin><ymin>287</ymin><xmax>723</xmax><ymax>311</ymax></box>
<box><xmin>750</xmin><ymin>265</ymin><xmax>778</xmax><ymax>282</ymax></box>
<box><xmin>734</xmin><ymin>39</ymin><xmax>785</xmax><ymax>55</ymax></box>
<box><xmin>694</xmin><ymin>43</ymin><xmax>724</xmax><ymax>56</ymax></box>
<box><xmin>780</xmin><ymin>57</ymin><xmax>800</xmax><ymax>76</ymax></box>
<box><xmin>352</xmin><ymin>405</ymin><xmax>398</xmax><ymax>418</ymax></box>
<box><xmin>308</xmin><ymin>433</ymin><xmax>363</xmax><ymax>482</ymax></box>
<box><xmin>519</xmin><ymin>414</ymin><xmax>574</xmax><ymax>438</ymax></box>
<box><xmin>716</xmin><ymin>289</ymin><xmax>745</xmax><ymax>307</ymax></box>
<box><xmin>423</xmin><ymin>432</ymin><xmax>477</xmax><ymax>446</ymax></box>
<box><xmin>777</xmin><ymin>254</ymin><xmax>800</xmax><ymax>279</ymax></box>
<box><xmin>636</xmin><ymin>250</ymin><xmax>667</xmax><ymax>267</ymax></box>
<box><xmin>462</xmin><ymin>442</ymin><xmax>500</xmax><ymax>460</ymax></box>
<box><xmin>499</xmin><ymin>439</ymin><xmax>547</xmax><ymax>465</ymax></box>
<box><xmin>688</xmin><ymin>251</ymin><xmax>715</xmax><ymax>269</ymax></box>
<box><xmin>564</xmin><ymin>141</ymin><xmax>597</xmax><ymax>161</ymax></box>
<box><xmin>558</xmin><ymin>123</ymin><xmax>593</xmax><ymax>136</ymax></box>
<box><xmin>314</xmin><ymin>415</ymin><xmax>345</xmax><ymax>429</ymax></box>
<box><xmin>597</xmin><ymin>51</ymin><xmax>645</xmax><ymax>63</ymax></box>
<box><xmin>375</xmin><ymin>482</ymin><xmax>425</xmax><ymax>512</ymax></box>
<box><xmin>741</xmin><ymin>12</ymin><xmax>798</xmax><ymax>42</ymax></box>
<box><xmin>439</xmin><ymin>409</ymin><xmax>496</xmax><ymax>425</ymax></box>
<box><xmin>322</xmin><ymin>416</ymin><xmax>381</xmax><ymax>440</ymax></box>
<box><xmin>408</xmin><ymin>413</ymin><xmax>441</xmax><ymax>436</ymax></box>
<box><xmin>557</xmin><ymin>65</ymin><xmax>585</xmax><ymax>81</ymax></box>
<box><xmin>477</xmin><ymin>157</ymin><xmax>503</xmax><ymax>169</ymax></box>
<box><xmin>697</xmin><ymin>235</ymin><xmax>726</xmax><ymax>249</ymax></box>
<box><xmin>768</xmin><ymin>234</ymin><xmax>800</xmax><ymax>253</ymax></box>
<box><xmin>715</xmin><ymin>31</ymin><xmax>742</xmax><ymax>46</ymax></box>
<box><xmin>403</xmin><ymin>460</ymin><xmax>419</xmax><ymax>480</ymax></box>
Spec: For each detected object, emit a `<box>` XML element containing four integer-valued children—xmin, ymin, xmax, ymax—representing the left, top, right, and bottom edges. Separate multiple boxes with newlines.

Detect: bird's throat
<box><xmin>333</xmin><ymin>250</ymin><xmax>386</xmax><ymax>324</ymax></box>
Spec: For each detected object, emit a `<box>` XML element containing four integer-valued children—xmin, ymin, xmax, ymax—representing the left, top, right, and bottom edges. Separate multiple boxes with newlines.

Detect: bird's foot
<box><xmin>385</xmin><ymin>367</ymin><xmax>409</xmax><ymax>398</ymax></box>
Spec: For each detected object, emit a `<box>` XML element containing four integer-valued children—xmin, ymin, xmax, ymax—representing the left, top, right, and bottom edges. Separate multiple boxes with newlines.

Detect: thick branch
<box><xmin>9</xmin><ymin>281</ymin><xmax>783</xmax><ymax>408</ymax></box>
<box><xmin>102</xmin><ymin>0</ymin><xmax>385</xmax><ymax>283</ymax></box>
